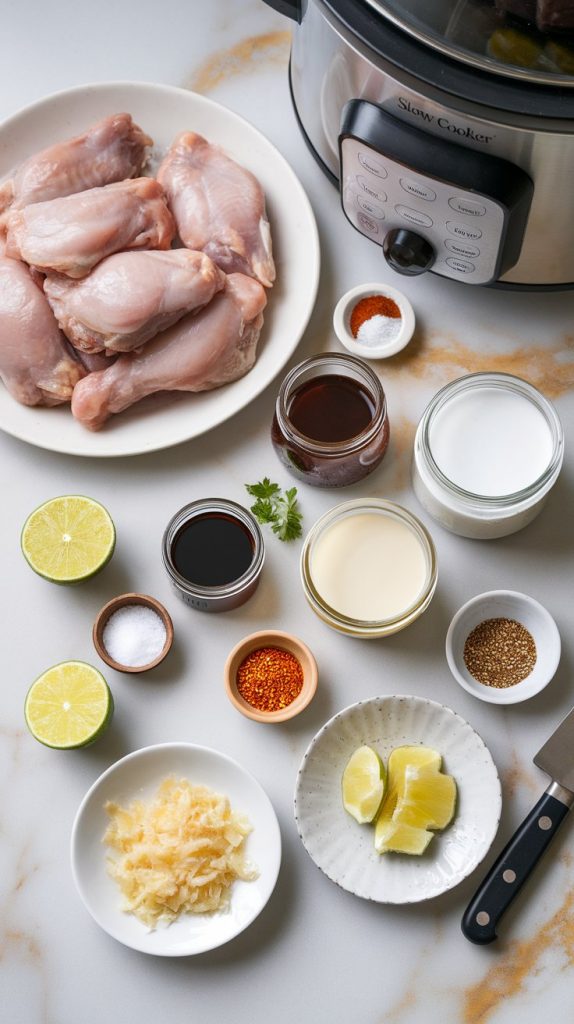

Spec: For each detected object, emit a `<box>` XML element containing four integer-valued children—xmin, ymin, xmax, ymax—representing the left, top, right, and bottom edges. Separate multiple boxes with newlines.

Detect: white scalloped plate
<box><xmin>294</xmin><ymin>695</ymin><xmax>501</xmax><ymax>904</ymax></box>
<box><xmin>0</xmin><ymin>81</ymin><xmax>320</xmax><ymax>456</ymax></box>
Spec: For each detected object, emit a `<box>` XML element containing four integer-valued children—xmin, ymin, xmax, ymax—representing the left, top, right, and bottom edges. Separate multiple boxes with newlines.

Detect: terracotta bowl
<box><xmin>224</xmin><ymin>630</ymin><xmax>318</xmax><ymax>723</ymax></box>
<box><xmin>93</xmin><ymin>593</ymin><xmax>174</xmax><ymax>674</ymax></box>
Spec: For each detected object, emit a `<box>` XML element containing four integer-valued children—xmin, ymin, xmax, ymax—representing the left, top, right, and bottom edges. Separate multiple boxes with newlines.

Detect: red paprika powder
<box><xmin>350</xmin><ymin>295</ymin><xmax>401</xmax><ymax>338</ymax></box>
<box><xmin>237</xmin><ymin>646</ymin><xmax>304</xmax><ymax>712</ymax></box>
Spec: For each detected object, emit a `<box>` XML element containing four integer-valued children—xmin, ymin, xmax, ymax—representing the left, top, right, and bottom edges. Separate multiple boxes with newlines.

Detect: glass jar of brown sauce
<box><xmin>271</xmin><ymin>353</ymin><xmax>390</xmax><ymax>487</ymax></box>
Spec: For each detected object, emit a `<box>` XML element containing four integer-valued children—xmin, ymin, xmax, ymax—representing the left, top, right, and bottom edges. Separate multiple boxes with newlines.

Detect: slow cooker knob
<box><xmin>383</xmin><ymin>228</ymin><xmax>435</xmax><ymax>277</ymax></box>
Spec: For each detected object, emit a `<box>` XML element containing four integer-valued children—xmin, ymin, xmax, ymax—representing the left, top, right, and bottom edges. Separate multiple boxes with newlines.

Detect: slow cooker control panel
<box><xmin>339</xmin><ymin>101</ymin><xmax>533</xmax><ymax>286</ymax></box>
<box><xmin>341</xmin><ymin>137</ymin><xmax>504</xmax><ymax>283</ymax></box>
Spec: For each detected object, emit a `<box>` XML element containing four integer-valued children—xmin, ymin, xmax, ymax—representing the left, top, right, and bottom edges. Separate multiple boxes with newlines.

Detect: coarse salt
<box><xmin>103</xmin><ymin>604</ymin><xmax>167</xmax><ymax>668</ymax></box>
<box><xmin>357</xmin><ymin>314</ymin><xmax>402</xmax><ymax>347</ymax></box>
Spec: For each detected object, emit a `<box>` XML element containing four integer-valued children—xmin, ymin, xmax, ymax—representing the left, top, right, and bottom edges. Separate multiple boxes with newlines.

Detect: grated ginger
<box><xmin>103</xmin><ymin>776</ymin><xmax>258</xmax><ymax>928</ymax></box>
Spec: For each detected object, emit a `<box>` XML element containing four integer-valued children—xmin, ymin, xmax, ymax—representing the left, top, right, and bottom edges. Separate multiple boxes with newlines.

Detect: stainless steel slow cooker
<box><xmin>264</xmin><ymin>0</ymin><xmax>574</xmax><ymax>287</ymax></box>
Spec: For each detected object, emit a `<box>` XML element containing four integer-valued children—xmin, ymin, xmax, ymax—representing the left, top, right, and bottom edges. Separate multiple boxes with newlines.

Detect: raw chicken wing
<box><xmin>44</xmin><ymin>249</ymin><xmax>225</xmax><ymax>354</ymax></box>
<box><xmin>157</xmin><ymin>132</ymin><xmax>275</xmax><ymax>288</ymax></box>
<box><xmin>0</xmin><ymin>254</ymin><xmax>84</xmax><ymax>406</ymax></box>
<box><xmin>72</xmin><ymin>273</ymin><xmax>266</xmax><ymax>430</ymax></box>
<box><xmin>0</xmin><ymin>113</ymin><xmax>151</xmax><ymax>223</ymax></box>
<box><xmin>76</xmin><ymin>350</ymin><xmax>118</xmax><ymax>373</ymax></box>
<box><xmin>5</xmin><ymin>178</ymin><xmax>174</xmax><ymax>278</ymax></box>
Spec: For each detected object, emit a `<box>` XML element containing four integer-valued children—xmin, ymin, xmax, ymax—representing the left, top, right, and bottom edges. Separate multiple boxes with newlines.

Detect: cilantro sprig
<box><xmin>245</xmin><ymin>478</ymin><xmax>303</xmax><ymax>542</ymax></box>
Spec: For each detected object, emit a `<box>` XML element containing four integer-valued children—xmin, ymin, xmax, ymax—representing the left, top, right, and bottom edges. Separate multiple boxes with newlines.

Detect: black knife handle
<box><xmin>462</xmin><ymin>789</ymin><xmax>571</xmax><ymax>944</ymax></box>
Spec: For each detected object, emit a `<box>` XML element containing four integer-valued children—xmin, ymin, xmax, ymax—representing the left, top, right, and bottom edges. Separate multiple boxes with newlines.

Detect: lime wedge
<box><xmin>374</xmin><ymin>746</ymin><xmax>457</xmax><ymax>856</ymax></box>
<box><xmin>376</xmin><ymin>745</ymin><xmax>442</xmax><ymax>830</ymax></box>
<box><xmin>374</xmin><ymin>819</ymin><xmax>433</xmax><ymax>856</ymax></box>
<box><xmin>342</xmin><ymin>745</ymin><xmax>386</xmax><ymax>824</ymax></box>
<box><xmin>24</xmin><ymin>661</ymin><xmax>113</xmax><ymax>749</ymax></box>
<box><xmin>394</xmin><ymin>766</ymin><xmax>457</xmax><ymax>831</ymax></box>
<box><xmin>21</xmin><ymin>495</ymin><xmax>115</xmax><ymax>583</ymax></box>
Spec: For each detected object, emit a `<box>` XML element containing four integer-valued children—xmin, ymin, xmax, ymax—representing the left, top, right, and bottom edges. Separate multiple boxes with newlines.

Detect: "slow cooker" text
<box><xmin>397</xmin><ymin>98</ymin><xmax>494</xmax><ymax>144</ymax></box>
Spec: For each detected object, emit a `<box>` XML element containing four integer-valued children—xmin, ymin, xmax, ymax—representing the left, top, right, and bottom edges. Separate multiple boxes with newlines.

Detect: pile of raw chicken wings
<box><xmin>0</xmin><ymin>113</ymin><xmax>275</xmax><ymax>431</ymax></box>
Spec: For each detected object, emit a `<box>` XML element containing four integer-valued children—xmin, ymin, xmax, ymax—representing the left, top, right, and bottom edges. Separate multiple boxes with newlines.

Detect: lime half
<box><xmin>342</xmin><ymin>745</ymin><xmax>386</xmax><ymax>824</ymax></box>
<box><xmin>25</xmin><ymin>661</ymin><xmax>113</xmax><ymax>749</ymax></box>
<box><xmin>21</xmin><ymin>495</ymin><xmax>115</xmax><ymax>583</ymax></box>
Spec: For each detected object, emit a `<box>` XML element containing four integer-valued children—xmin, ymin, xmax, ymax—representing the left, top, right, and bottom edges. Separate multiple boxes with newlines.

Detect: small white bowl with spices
<box><xmin>333</xmin><ymin>282</ymin><xmax>415</xmax><ymax>359</ymax></box>
<box><xmin>93</xmin><ymin>593</ymin><xmax>174</xmax><ymax>674</ymax></box>
<box><xmin>446</xmin><ymin>590</ymin><xmax>560</xmax><ymax>705</ymax></box>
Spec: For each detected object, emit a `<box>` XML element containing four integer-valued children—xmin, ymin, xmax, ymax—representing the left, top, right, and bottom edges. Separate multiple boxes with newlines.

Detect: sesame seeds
<box><xmin>463</xmin><ymin>618</ymin><xmax>537</xmax><ymax>688</ymax></box>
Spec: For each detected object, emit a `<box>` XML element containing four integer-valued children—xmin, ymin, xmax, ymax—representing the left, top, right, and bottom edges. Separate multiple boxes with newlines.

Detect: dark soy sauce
<box><xmin>287</xmin><ymin>374</ymin><xmax>375</xmax><ymax>443</ymax></box>
<box><xmin>172</xmin><ymin>513</ymin><xmax>254</xmax><ymax>587</ymax></box>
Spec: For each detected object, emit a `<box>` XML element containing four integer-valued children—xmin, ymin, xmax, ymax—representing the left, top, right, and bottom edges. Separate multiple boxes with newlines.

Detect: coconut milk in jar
<box><xmin>412</xmin><ymin>372</ymin><xmax>564</xmax><ymax>540</ymax></box>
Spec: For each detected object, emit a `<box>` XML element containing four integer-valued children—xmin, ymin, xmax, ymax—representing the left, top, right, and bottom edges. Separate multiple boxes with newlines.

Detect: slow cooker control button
<box><xmin>357</xmin><ymin>176</ymin><xmax>387</xmax><ymax>203</ymax></box>
<box><xmin>445</xmin><ymin>239</ymin><xmax>480</xmax><ymax>259</ymax></box>
<box><xmin>395</xmin><ymin>205</ymin><xmax>433</xmax><ymax>229</ymax></box>
<box><xmin>357</xmin><ymin>213</ymin><xmax>379</xmax><ymax>235</ymax></box>
<box><xmin>447</xmin><ymin>221</ymin><xmax>482</xmax><ymax>241</ymax></box>
<box><xmin>399</xmin><ymin>178</ymin><xmax>436</xmax><ymax>202</ymax></box>
<box><xmin>357</xmin><ymin>195</ymin><xmax>385</xmax><ymax>219</ymax></box>
<box><xmin>358</xmin><ymin>152</ymin><xmax>388</xmax><ymax>178</ymax></box>
<box><xmin>448</xmin><ymin>197</ymin><xmax>487</xmax><ymax>217</ymax></box>
<box><xmin>383</xmin><ymin>228</ymin><xmax>435</xmax><ymax>277</ymax></box>
<box><xmin>446</xmin><ymin>257</ymin><xmax>476</xmax><ymax>274</ymax></box>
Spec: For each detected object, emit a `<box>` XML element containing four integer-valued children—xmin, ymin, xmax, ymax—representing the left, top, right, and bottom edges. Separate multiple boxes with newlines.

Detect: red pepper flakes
<box><xmin>350</xmin><ymin>294</ymin><xmax>401</xmax><ymax>337</ymax></box>
<box><xmin>236</xmin><ymin>646</ymin><xmax>304</xmax><ymax>712</ymax></box>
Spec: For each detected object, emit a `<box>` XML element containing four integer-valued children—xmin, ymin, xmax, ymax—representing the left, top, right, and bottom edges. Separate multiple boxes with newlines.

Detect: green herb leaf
<box><xmin>271</xmin><ymin>488</ymin><xmax>303</xmax><ymax>541</ymax></box>
<box><xmin>245</xmin><ymin>478</ymin><xmax>303</xmax><ymax>542</ymax></box>
<box><xmin>249</xmin><ymin>497</ymin><xmax>276</xmax><ymax>524</ymax></box>
<box><xmin>245</xmin><ymin>477</ymin><xmax>281</xmax><ymax>500</ymax></box>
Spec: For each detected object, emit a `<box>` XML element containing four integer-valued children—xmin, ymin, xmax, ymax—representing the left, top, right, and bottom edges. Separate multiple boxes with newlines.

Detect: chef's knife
<box><xmin>462</xmin><ymin>705</ymin><xmax>574</xmax><ymax>944</ymax></box>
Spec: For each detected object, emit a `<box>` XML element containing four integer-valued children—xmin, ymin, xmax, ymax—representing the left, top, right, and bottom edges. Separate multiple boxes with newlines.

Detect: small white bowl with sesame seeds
<box><xmin>446</xmin><ymin>590</ymin><xmax>561</xmax><ymax>705</ymax></box>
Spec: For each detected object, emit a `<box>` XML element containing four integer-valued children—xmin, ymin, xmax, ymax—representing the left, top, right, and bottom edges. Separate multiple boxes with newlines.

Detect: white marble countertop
<box><xmin>2</xmin><ymin>3</ymin><xmax>574</xmax><ymax>1023</ymax></box>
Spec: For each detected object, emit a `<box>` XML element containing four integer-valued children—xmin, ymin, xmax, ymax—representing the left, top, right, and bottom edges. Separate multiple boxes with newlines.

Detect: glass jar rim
<box><xmin>275</xmin><ymin>352</ymin><xmax>387</xmax><ymax>457</ymax></box>
<box><xmin>418</xmin><ymin>372</ymin><xmax>564</xmax><ymax>509</ymax></box>
<box><xmin>162</xmin><ymin>499</ymin><xmax>264</xmax><ymax>599</ymax></box>
<box><xmin>300</xmin><ymin>498</ymin><xmax>437</xmax><ymax>636</ymax></box>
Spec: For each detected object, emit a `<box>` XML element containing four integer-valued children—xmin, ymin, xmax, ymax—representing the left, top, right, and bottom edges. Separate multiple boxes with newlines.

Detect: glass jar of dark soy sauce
<box><xmin>271</xmin><ymin>353</ymin><xmax>390</xmax><ymax>487</ymax></box>
<box><xmin>162</xmin><ymin>499</ymin><xmax>264</xmax><ymax>612</ymax></box>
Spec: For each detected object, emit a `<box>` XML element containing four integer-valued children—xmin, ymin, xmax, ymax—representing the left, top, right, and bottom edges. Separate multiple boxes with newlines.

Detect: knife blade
<box><xmin>462</xmin><ymin>706</ymin><xmax>574</xmax><ymax>945</ymax></box>
<box><xmin>534</xmin><ymin>705</ymin><xmax>574</xmax><ymax>792</ymax></box>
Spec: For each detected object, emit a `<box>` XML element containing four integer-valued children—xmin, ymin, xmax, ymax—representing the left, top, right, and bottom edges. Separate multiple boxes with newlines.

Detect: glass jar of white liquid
<box><xmin>412</xmin><ymin>372</ymin><xmax>564</xmax><ymax>540</ymax></box>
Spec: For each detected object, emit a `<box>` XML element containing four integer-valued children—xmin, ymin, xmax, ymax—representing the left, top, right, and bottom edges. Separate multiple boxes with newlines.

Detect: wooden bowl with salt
<box><xmin>93</xmin><ymin>593</ymin><xmax>174</xmax><ymax>674</ymax></box>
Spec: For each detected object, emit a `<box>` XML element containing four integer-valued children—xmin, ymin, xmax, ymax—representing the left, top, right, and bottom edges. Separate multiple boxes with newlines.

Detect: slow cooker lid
<box><xmin>363</xmin><ymin>0</ymin><xmax>574</xmax><ymax>85</ymax></box>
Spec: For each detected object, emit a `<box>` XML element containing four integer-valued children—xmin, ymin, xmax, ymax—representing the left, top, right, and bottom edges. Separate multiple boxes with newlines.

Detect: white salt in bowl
<box><xmin>333</xmin><ymin>282</ymin><xmax>415</xmax><ymax>359</ymax></box>
<box><xmin>93</xmin><ymin>593</ymin><xmax>174</xmax><ymax>674</ymax></box>
<box><xmin>445</xmin><ymin>590</ymin><xmax>561</xmax><ymax>705</ymax></box>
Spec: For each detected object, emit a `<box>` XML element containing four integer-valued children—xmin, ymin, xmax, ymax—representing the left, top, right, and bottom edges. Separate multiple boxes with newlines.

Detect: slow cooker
<box><xmin>264</xmin><ymin>0</ymin><xmax>574</xmax><ymax>288</ymax></box>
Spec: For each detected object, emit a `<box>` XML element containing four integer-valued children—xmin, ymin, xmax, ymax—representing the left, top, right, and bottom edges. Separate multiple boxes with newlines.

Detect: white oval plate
<box><xmin>0</xmin><ymin>81</ymin><xmax>320</xmax><ymax>456</ymax></box>
<box><xmin>294</xmin><ymin>695</ymin><xmax>501</xmax><ymax>904</ymax></box>
<box><xmin>71</xmin><ymin>743</ymin><xmax>281</xmax><ymax>955</ymax></box>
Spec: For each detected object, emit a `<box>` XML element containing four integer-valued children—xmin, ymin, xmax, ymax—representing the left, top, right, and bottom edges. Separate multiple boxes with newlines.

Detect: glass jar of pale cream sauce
<box><xmin>300</xmin><ymin>499</ymin><xmax>437</xmax><ymax>638</ymax></box>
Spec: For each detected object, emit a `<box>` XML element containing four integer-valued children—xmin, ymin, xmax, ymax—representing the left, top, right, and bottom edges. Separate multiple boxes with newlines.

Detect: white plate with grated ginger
<box><xmin>71</xmin><ymin>743</ymin><xmax>281</xmax><ymax>955</ymax></box>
